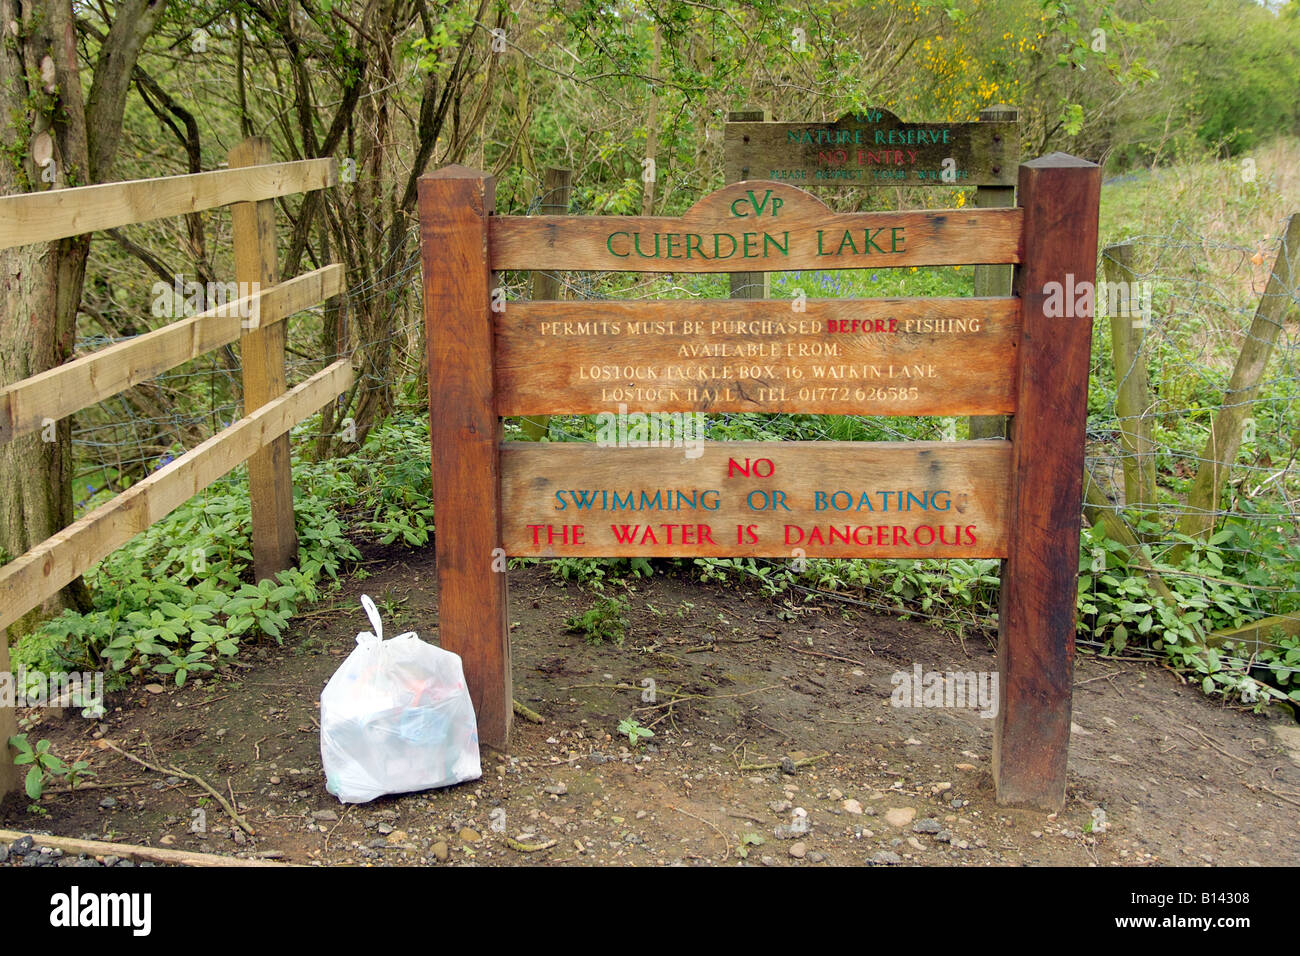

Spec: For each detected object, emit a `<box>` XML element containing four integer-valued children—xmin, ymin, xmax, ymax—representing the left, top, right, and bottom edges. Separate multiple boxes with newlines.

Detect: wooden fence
<box><xmin>0</xmin><ymin>137</ymin><xmax>351</xmax><ymax>800</ymax></box>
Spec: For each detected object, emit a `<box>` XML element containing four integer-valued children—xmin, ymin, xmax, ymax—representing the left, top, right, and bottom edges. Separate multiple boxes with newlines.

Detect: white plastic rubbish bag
<box><xmin>320</xmin><ymin>594</ymin><xmax>481</xmax><ymax>803</ymax></box>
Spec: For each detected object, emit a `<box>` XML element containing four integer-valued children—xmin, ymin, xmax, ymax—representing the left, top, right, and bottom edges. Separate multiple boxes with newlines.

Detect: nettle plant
<box><xmin>1078</xmin><ymin>522</ymin><xmax>1297</xmax><ymax>709</ymax></box>
<box><xmin>9</xmin><ymin>734</ymin><xmax>95</xmax><ymax>801</ymax></box>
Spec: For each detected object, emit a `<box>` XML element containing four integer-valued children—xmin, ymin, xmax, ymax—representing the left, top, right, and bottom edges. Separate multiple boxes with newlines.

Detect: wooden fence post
<box><xmin>725</xmin><ymin>106</ymin><xmax>771</xmax><ymax>301</ymax></box>
<box><xmin>968</xmin><ymin>105</ymin><xmax>1019</xmax><ymax>441</ymax></box>
<box><xmin>518</xmin><ymin>167</ymin><xmax>572</xmax><ymax>441</ymax></box>
<box><xmin>1171</xmin><ymin>213</ymin><xmax>1300</xmax><ymax>562</ymax></box>
<box><xmin>229</xmin><ymin>137</ymin><xmax>298</xmax><ymax>580</ymax></box>
<box><xmin>0</xmin><ymin>627</ymin><xmax>18</xmax><ymax>802</ymax></box>
<box><xmin>995</xmin><ymin>153</ymin><xmax>1100</xmax><ymax>810</ymax></box>
<box><xmin>1102</xmin><ymin>242</ymin><xmax>1156</xmax><ymax>515</ymax></box>
<box><xmin>419</xmin><ymin>166</ymin><xmax>511</xmax><ymax>749</ymax></box>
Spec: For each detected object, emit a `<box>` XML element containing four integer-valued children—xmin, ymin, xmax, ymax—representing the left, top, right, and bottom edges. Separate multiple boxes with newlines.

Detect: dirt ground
<box><xmin>4</xmin><ymin>541</ymin><xmax>1298</xmax><ymax>867</ymax></box>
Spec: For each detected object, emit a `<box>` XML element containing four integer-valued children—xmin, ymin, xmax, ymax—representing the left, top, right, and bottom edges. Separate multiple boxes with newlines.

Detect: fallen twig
<box><xmin>736</xmin><ymin>751</ymin><xmax>830</xmax><ymax>772</ymax></box>
<box><xmin>0</xmin><ymin>828</ymin><xmax>285</xmax><ymax>867</ymax></box>
<box><xmin>788</xmin><ymin>645</ymin><xmax>867</xmax><ymax>667</ymax></box>
<box><xmin>505</xmin><ymin>836</ymin><xmax>557</xmax><ymax>853</ymax></box>
<box><xmin>95</xmin><ymin>739</ymin><xmax>255</xmax><ymax>836</ymax></box>
<box><xmin>666</xmin><ymin>804</ymin><xmax>728</xmax><ymax>857</ymax></box>
<box><xmin>512</xmin><ymin>699</ymin><xmax>545</xmax><ymax>723</ymax></box>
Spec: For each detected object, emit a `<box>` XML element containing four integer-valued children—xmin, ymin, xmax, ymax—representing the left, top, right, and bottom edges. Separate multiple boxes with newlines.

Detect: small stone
<box><xmin>0</xmin><ymin>845</ymin><xmax>8</xmax><ymax>864</ymax></box>
<box><xmin>159</xmin><ymin>835</ymin><xmax>176</xmax><ymax>846</ymax></box>
<box><xmin>1031</xmin><ymin>830</ymin><xmax>1043</xmax><ymax>838</ymax></box>
<box><xmin>269</xmin><ymin>776</ymin><xmax>281</xmax><ymax>785</ymax></box>
<box><xmin>760</xmin><ymin>855</ymin><xmax>777</xmax><ymax>866</ymax></box>
<box><xmin>430</xmin><ymin>841</ymin><xmax>449</xmax><ymax>861</ymax></box>
<box><xmin>232</xmin><ymin>831</ymin><xmax>246</xmax><ymax>846</ymax></box>
<box><xmin>955</xmin><ymin>763</ymin><xmax>976</xmax><ymax>771</ymax></box>
<box><xmin>769</xmin><ymin>799</ymin><xmax>792</xmax><ymax>814</ymax></box>
<box><xmin>842</xmin><ymin>799</ymin><xmax>863</xmax><ymax>815</ymax></box>
<box><xmin>459</xmin><ymin>827</ymin><xmax>482</xmax><ymax>843</ymax></box>
<box><xmin>144</xmin><ymin>684</ymin><xmax>165</xmax><ymax>695</ymax></box>
<box><xmin>808</xmin><ymin>851</ymin><xmax>825</xmax><ymax>863</ymax></box>
<box><xmin>904</xmin><ymin>737</ymin><xmax>922</xmax><ymax>746</ymax></box>
<box><xmin>98</xmin><ymin>797</ymin><xmax>117</xmax><ymax>809</ymax></box>
<box><xmin>780</xmin><ymin>757</ymin><xmax>797</xmax><ymax>775</ymax></box>
<box><xmin>789</xmin><ymin>842</ymin><xmax>807</xmax><ymax>859</ymax></box>
<box><xmin>906</xmin><ymin>836</ymin><xmax>925</xmax><ymax>851</ymax></box>
<box><xmin>12</xmin><ymin>836</ymin><xmax>35</xmax><ymax>856</ymax></box>
<box><xmin>935</xmin><ymin>830</ymin><xmax>953</xmax><ymax>843</ymax></box>
<box><xmin>931</xmin><ymin>782</ymin><xmax>952</xmax><ymax>794</ymax></box>
<box><xmin>884</xmin><ymin>807</ymin><xmax>916</xmax><ymax>828</ymax></box>
<box><xmin>635</xmin><ymin>810</ymin><xmax>647</xmax><ymax>820</ymax></box>
<box><xmin>871</xmin><ymin>850</ymin><xmax>903</xmax><ymax>865</ymax></box>
<box><xmin>827</xmin><ymin>788</ymin><xmax>843</xmax><ymax>800</ymax></box>
<box><xmin>388</xmin><ymin>830</ymin><xmax>408</xmax><ymax>844</ymax></box>
<box><xmin>543</xmin><ymin>782</ymin><xmax>568</xmax><ymax>796</ymax></box>
<box><xmin>165</xmin><ymin>776</ymin><xmax>181</xmax><ymax>786</ymax></box>
<box><xmin>377</xmin><ymin>824</ymin><xmax>394</xmax><ymax>836</ymax></box>
<box><xmin>913</xmin><ymin>818</ymin><xmax>942</xmax><ymax>834</ymax></box>
<box><xmin>311</xmin><ymin>810</ymin><xmax>339</xmax><ymax>823</ymax></box>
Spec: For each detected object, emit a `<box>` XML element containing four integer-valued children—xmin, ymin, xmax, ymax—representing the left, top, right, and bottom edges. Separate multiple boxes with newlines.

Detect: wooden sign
<box><xmin>502</xmin><ymin>441</ymin><xmax>1009</xmax><ymax>558</ymax></box>
<box><xmin>491</xmin><ymin>181</ymin><xmax>1020</xmax><ymax>272</ymax></box>
<box><xmin>496</xmin><ymin>298</ymin><xmax>1018</xmax><ymax>416</ymax></box>
<box><xmin>724</xmin><ymin>108</ymin><xmax>1018</xmax><ymax>187</ymax></box>
<box><xmin>419</xmin><ymin>156</ymin><xmax>1101</xmax><ymax>814</ymax></box>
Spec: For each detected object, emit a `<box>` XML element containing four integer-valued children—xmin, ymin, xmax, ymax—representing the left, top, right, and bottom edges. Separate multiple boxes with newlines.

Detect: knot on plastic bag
<box><xmin>356</xmin><ymin>594</ymin><xmax>415</xmax><ymax>649</ymax></box>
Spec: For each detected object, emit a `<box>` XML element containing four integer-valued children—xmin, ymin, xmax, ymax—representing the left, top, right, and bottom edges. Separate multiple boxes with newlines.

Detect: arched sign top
<box><xmin>679</xmin><ymin>179</ymin><xmax>833</xmax><ymax>222</ymax></box>
<box><xmin>831</xmin><ymin>108</ymin><xmax>906</xmax><ymax>127</ymax></box>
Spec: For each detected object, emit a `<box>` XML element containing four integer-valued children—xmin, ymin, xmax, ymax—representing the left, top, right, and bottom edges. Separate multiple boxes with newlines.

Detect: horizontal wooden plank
<box><xmin>490</xmin><ymin>181</ymin><xmax>1021</xmax><ymax>272</ymax></box>
<box><xmin>500</xmin><ymin>440</ymin><xmax>1010</xmax><ymax>559</ymax></box>
<box><xmin>496</xmin><ymin>298</ymin><xmax>1017</xmax><ymax>415</ymax></box>
<box><xmin>0</xmin><ymin>359</ymin><xmax>352</xmax><ymax>633</ymax></box>
<box><xmin>724</xmin><ymin>109</ymin><xmax>1018</xmax><ymax>187</ymax></box>
<box><xmin>0</xmin><ymin>264</ymin><xmax>343</xmax><ymax>444</ymax></box>
<box><xmin>0</xmin><ymin>159</ymin><xmax>337</xmax><ymax>250</ymax></box>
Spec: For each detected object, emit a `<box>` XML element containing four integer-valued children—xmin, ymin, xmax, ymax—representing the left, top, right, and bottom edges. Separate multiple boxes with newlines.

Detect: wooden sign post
<box><xmin>419</xmin><ymin>154</ymin><xmax>1099</xmax><ymax>810</ymax></box>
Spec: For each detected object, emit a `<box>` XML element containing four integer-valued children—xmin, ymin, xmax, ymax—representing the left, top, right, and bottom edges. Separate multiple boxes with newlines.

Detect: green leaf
<box><xmin>25</xmin><ymin>766</ymin><xmax>43</xmax><ymax>800</ymax></box>
<box><xmin>40</xmin><ymin>755</ymin><xmax>67</xmax><ymax>774</ymax></box>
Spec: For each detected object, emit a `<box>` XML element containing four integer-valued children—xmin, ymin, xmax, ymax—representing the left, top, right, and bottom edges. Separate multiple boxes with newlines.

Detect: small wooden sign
<box><xmin>496</xmin><ymin>298</ymin><xmax>1017</xmax><ymax>416</ymax></box>
<box><xmin>502</xmin><ymin>441</ymin><xmax>1009</xmax><ymax>559</ymax></box>
<box><xmin>724</xmin><ymin>108</ymin><xmax>1017</xmax><ymax>187</ymax></box>
<box><xmin>491</xmin><ymin>181</ymin><xmax>1020</xmax><ymax>273</ymax></box>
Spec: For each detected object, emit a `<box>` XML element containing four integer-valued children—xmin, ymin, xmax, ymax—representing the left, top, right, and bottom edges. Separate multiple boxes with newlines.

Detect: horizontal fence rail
<box><xmin>0</xmin><ymin>264</ymin><xmax>343</xmax><ymax>444</ymax></box>
<box><xmin>0</xmin><ymin>158</ymin><xmax>336</xmax><ymax>250</ymax></box>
